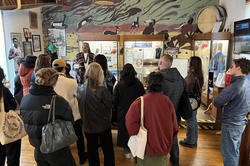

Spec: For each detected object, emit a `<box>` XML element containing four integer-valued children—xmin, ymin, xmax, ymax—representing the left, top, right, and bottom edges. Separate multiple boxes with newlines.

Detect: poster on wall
<box><xmin>247</xmin><ymin>0</ymin><xmax>250</xmax><ymax>4</ymax></box>
<box><xmin>23</xmin><ymin>41</ymin><xmax>33</xmax><ymax>56</ymax></box>
<box><xmin>48</xmin><ymin>28</ymin><xmax>66</xmax><ymax>58</ymax></box>
<box><xmin>11</xmin><ymin>33</ymin><xmax>23</xmax><ymax>51</ymax></box>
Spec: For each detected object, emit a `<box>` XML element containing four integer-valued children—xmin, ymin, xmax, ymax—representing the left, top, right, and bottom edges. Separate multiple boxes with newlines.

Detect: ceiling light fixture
<box><xmin>95</xmin><ymin>0</ymin><xmax>114</xmax><ymax>5</ymax></box>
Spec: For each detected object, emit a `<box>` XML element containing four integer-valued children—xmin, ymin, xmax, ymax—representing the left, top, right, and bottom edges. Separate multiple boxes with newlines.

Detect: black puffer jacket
<box><xmin>159</xmin><ymin>68</ymin><xmax>186</xmax><ymax>122</ymax></box>
<box><xmin>77</xmin><ymin>81</ymin><xmax>112</xmax><ymax>134</ymax></box>
<box><xmin>20</xmin><ymin>84</ymin><xmax>74</xmax><ymax>149</ymax></box>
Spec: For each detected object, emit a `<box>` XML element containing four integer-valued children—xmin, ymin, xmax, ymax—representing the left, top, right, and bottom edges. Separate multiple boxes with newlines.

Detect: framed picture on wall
<box><xmin>23</xmin><ymin>28</ymin><xmax>32</xmax><ymax>39</ymax></box>
<box><xmin>23</xmin><ymin>41</ymin><xmax>33</xmax><ymax>56</ymax></box>
<box><xmin>32</xmin><ymin>35</ymin><xmax>41</xmax><ymax>52</ymax></box>
<box><xmin>29</xmin><ymin>11</ymin><xmax>38</xmax><ymax>29</ymax></box>
<box><xmin>10</xmin><ymin>32</ymin><xmax>23</xmax><ymax>51</ymax></box>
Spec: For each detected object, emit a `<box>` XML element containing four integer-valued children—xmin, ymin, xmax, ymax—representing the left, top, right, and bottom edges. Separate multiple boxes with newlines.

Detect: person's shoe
<box><xmin>79</xmin><ymin>153</ymin><xmax>88</xmax><ymax>165</ymax></box>
<box><xmin>123</xmin><ymin>152</ymin><xmax>132</xmax><ymax>159</ymax></box>
<box><xmin>179</xmin><ymin>140</ymin><xmax>197</xmax><ymax>148</ymax></box>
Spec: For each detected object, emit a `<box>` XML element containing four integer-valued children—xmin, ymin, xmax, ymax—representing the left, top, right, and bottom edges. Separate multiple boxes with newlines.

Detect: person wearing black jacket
<box><xmin>78</xmin><ymin>63</ymin><xmax>115</xmax><ymax>166</ymax></box>
<box><xmin>113</xmin><ymin>63</ymin><xmax>145</xmax><ymax>158</ymax></box>
<box><xmin>158</xmin><ymin>54</ymin><xmax>187</xmax><ymax>166</ymax></box>
<box><xmin>20</xmin><ymin>68</ymin><xmax>76</xmax><ymax>166</ymax></box>
<box><xmin>0</xmin><ymin>67</ymin><xmax>19</xmax><ymax>166</ymax></box>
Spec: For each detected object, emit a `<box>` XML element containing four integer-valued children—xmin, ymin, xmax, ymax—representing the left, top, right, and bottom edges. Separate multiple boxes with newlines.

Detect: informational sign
<box><xmin>48</xmin><ymin>28</ymin><xmax>66</xmax><ymax>57</ymax></box>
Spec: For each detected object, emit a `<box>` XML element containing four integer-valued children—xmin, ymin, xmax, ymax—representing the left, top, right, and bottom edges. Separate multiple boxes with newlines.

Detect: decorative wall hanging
<box><xmin>11</xmin><ymin>33</ymin><xmax>23</xmax><ymax>51</ymax></box>
<box><xmin>23</xmin><ymin>41</ymin><xmax>33</xmax><ymax>56</ymax></box>
<box><xmin>23</xmin><ymin>28</ymin><xmax>32</xmax><ymax>40</ymax></box>
<box><xmin>32</xmin><ymin>35</ymin><xmax>41</xmax><ymax>52</ymax></box>
<box><xmin>29</xmin><ymin>11</ymin><xmax>38</xmax><ymax>29</ymax></box>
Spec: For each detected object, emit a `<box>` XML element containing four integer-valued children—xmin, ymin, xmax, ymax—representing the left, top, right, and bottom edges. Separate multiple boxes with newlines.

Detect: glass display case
<box><xmin>194</xmin><ymin>32</ymin><xmax>231</xmax><ymax>107</ymax></box>
<box><xmin>78</xmin><ymin>34</ymin><xmax>119</xmax><ymax>78</ymax></box>
<box><xmin>124</xmin><ymin>39</ymin><xmax>163</xmax><ymax>85</ymax></box>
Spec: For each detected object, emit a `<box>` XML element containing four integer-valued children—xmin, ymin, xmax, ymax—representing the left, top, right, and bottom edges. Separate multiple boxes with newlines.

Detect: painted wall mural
<box><xmin>42</xmin><ymin>0</ymin><xmax>219</xmax><ymax>60</ymax></box>
<box><xmin>42</xmin><ymin>0</ymin><xmax>219</xmax><ymax>33</ymax></box>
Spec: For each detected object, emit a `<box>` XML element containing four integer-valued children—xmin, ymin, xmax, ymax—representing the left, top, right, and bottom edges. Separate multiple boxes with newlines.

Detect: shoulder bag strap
<box><xmin>47</xmin><ymin>95</ymin><xmax>56</xmax><ymax>123</ymax></box>
<box><xmin>140</xmin><ymin>96</ymin><xmax>144</xmax><ymax>128</ymax></box>
<box><xmin>52</xmin><ymin>95</ymin><xmax>56</xmax><ymax>123</ymax></box>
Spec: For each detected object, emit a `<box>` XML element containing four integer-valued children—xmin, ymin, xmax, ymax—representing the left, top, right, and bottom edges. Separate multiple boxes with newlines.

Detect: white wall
<box><xmin>220</xmin><ymin>0</ymin><xmax>249</xmax><ymax>30</ymax></box>
<box><xmin>3</xmin><ymin>7</ymin><xmax>44</xmax><ymax>92</ymax></box>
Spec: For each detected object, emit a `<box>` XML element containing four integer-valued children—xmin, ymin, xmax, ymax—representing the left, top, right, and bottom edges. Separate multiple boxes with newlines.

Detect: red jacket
<box><xmin>126</xmin><ymin>92</ymin><xmax>178</xmax><ymax>156</ymax></box>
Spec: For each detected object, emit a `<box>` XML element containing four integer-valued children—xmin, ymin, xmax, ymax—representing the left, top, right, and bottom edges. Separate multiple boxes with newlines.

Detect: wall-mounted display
<box><xmin>23</xmin><ymin>41</ymin><xmax>33</xmax><ymax>56</ymax></box>
<box><xmin>29</xmin><ymin>11</ymin><xmax>38</xmax><ymax>29</ymax></box>
<box><xmin>48</xmin><ymin>28</ymin><xmax>66</xmax><ymax>57</ymax></box>
<box><xmin>23</xmin><ymin>28</ymin><xmax>32</xmax><ymax>40</ymax></box>
<box><xmin>11</xmin><ymin>33</ymin><xmax>22</xmax><ymax>51</ymax></box>
<box><xmin>32</xmin><ymin>35</ymin><xmax>41</xmax><ymax>52</ymax></box>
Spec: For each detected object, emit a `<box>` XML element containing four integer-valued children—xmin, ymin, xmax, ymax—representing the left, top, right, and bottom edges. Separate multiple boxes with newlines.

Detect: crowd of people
<box><xmin>0</xmin><ymin>42</ymin><xmax>250</xmax><ymax>166</ymax></box>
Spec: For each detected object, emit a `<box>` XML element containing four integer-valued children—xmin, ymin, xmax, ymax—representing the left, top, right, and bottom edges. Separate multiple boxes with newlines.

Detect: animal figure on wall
<box><xmin>143</xmin><ymin>19</ymin><xmax>156</xmax><ymax>35</ymax></box>
<box><xmin>104</xmin><ymin>26</ymin><xmax>120</xmax><ymax>35</ymax></box>
<box><xmin>130</xmin><ymin>17</ymin><xmax>139</xmax><ymax>33</ymax></box>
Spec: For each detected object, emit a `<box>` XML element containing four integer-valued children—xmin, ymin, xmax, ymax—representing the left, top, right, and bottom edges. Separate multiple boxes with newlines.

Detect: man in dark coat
<box><xmin>158</xmin><ymin>54</ymin><xmax>187</xmax><ymax>166</ymax></box>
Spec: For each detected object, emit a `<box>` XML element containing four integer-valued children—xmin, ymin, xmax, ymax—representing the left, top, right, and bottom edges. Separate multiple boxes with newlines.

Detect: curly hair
<box><xmin>147</xmin><ymin>72</ymin><xmax>163</xmax><ymax>92</ymax></box>
<box><xmin>233</xmin><ymin>58</ymin><xmax>249</xmax><ymax>75</ymax></box>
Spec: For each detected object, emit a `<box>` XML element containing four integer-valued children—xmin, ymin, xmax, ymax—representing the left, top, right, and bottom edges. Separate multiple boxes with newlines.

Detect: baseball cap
<box><xmin>52</xmin><ymin>59</ymin><xmax>66</xmax><ymax>69</ymax></box>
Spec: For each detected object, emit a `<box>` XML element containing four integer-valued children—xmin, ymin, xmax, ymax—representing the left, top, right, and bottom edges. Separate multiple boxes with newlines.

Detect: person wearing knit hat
<box><xmin>20</xmin><ymin>67</ymin><xmax>76</xmax><ymax>166</ymax></box>
<box><xmin>53</xmin><ymin>59</ymin><xmax>88</xmax><ymax>164</ymax></box>
<box><xmin>48</xmin><ymin>44</ymin><xmax>58</xmax><ymax>65</ymax></box>
<box><xmin>18</xmin><ymin>55</ymin><xmax>37</xmax><ymax>96</ymax></box>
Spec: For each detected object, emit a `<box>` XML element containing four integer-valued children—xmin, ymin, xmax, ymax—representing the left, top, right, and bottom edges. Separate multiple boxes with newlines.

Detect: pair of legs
<box><xmin>73</xmin><ymin>119</ymin><xmax>87</xmax><ymax>164</ymax></box>
<box><xmin>85</xmin><ymin>128</ymin><xmax>115</xmax><ymax>166</ymax></box>
<box><xmin>180</xmin><ymin>110</ymin><xmax>198</xmax><ymax>147</ymax></box>
<box><xmin>34</xmin><ymin>147</ymin><xmax>76</xmax><ymax>166</ymax></box>
<box><xmin>221</xmin><ymin>124</ymin><xmax>245</xmax><ymax>166</ymax></box>
<box><xmin>0</xmin><ymin>139</ymin><xmax>21</xmax><ymax>166</ymax></box>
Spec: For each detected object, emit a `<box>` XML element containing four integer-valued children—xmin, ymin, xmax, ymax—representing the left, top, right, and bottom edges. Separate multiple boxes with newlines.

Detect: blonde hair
<box><xmin>34</xmin><ymin>54</ymin><xmax>51</xmax><ymax>73</ymax></box>
<box><xmin>85</xmin><ymin>62</ymin><xmax>104</xmax><ymax>88</ymax></box>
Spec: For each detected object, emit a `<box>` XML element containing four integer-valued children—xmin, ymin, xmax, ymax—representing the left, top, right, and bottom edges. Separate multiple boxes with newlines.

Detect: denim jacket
<box><xmin>214</xmin><ymin>76</ymin><xmax>250</xmax><ymax>125</ymax></box>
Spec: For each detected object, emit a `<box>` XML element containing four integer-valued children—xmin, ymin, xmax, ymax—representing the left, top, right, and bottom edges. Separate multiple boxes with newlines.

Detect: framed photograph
<box><xmin>23</xmin><ymin>41</ymin><xmax>33</xmax><ymax>56</ymax></box>
<box><xmin>29</xmin><ymin>11</ymin><xmax>38</xmax><ymax>29</ymax></box>
<box><xmin>11</xmin><ymin>32</ymin><xmax>23</xmax><ymax>51</ymax></box>
<box><xmin>32</xmin><ymin>35</ymin><xmax>41</xmax><ymax>52</ymax></box>
<box><xmin>23</xmin><ymin>28</ymin><xmax>32</xmax><ymax>39</ymax></box>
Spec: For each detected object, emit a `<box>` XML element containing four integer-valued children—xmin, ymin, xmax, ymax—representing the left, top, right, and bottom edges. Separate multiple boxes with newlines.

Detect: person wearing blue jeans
<box><xmin>183</xmin><ymin>110</ymin><xmax>198</xmax><ymax>146</ymax></box>
<box><xmin>214</xmin><ymin>58</ymin><xmax>250</xmax><ymax>166</ymax></box>
<box><xmin>180</xmin><ymin>56</ymin><xmax>204</xmax><ymax>148</ymax></box>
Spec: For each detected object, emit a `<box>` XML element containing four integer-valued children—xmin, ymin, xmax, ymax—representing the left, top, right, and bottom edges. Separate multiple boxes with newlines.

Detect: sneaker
<box><xmin>179</xmin><ymin>140</ymin><xmax>197</xmax><ymax>148</ymax></box>
<box><xmin>123</xmin><ymin>152</ymin><xmax>132</xmax><ymax>159</ymax></box>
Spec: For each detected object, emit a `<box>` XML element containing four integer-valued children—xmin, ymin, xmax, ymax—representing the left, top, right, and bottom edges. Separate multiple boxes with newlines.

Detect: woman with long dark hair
<box><xmin>0</xmin><ymin>67</ymin><xmax>20</xmax><ymax>166</ymax></box>
<box><xmin>180</xmin><ymin>56</ymin><xmax>204</xmax><ymax>148</ymax></box>
<box><xmin>113</xmin><ymin>63</ymin><xmax>145</xmax><ymax>158</ymax></box>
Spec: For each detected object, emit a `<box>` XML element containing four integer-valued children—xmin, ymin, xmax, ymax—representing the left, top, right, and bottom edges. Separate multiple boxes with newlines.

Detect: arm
<box><xmin>126</xmin><ymin>98</ymin><xmax>140</xmax><ymax>136</ymax></box>
<box><xmin>214</xmin><ymin>85</ymin><xmax>236</xmax><ymax>107</ymax></box>
<box><xmin>8</xmin><ymin>48</ymin><xmax>15</xmax><ymax>60</ymax></box>
<box><xmin>113</xmin><ymin>83</ymin><xmax>119</xmax><ymax>113</ymax></box>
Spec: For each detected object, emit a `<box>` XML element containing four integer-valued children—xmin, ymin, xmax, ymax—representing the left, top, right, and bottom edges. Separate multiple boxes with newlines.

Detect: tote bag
<box><xmin>0</xmin><ymin>96</ymin><xmax>26</xmax><ymax>145</ymax></box>
<box><xmin>128</xmin><ymin>96</ymin><xmax>147</xmax><ymax>159</ymax></box>
<box><xmin>40</xmin><ymin>95</ymin><xmax>78</xmax><ymax>154</ymax></box>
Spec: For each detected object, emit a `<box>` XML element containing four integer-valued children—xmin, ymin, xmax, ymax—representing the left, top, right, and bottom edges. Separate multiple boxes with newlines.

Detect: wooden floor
<box><xmin>19</xmin><ymin>129</ymin><xmax>223</xmax><ymax>166</ymax></box>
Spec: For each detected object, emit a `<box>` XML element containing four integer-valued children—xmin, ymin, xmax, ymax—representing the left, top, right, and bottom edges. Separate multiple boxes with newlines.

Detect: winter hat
<box><xmin>52</xmin><ymin>59</ymin><xmax>66</xmax><ymax>68</ymax></box>
<box><xmin>48</xmin><ymin>44</ymin><xmax>58</xmax><ymax>51</ymax></box>
<box><xmin>35</xmin><ymin>68</ymin><xmax>59</xmax><ymax>86</ymax></box>
<box><xmin>22</xmin><ymin>56</ymin><xmax>37</xmax><ymax>68</ymax></box>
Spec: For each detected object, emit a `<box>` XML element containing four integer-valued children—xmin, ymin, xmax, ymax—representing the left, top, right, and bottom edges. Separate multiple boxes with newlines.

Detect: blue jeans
<box><xmin>170</xmin><ymin>137</ymin><xmax>179</xmax><ymax>166</ymax></box>
<box><xmin>185</xmin><ymin>110</ymin><xmax>198</xmax><ymax>144</ymax></box>
<box><xmin>221</xmin><ymin>124</ymin><xmax>246</xmax><ymax>166</ymax></box>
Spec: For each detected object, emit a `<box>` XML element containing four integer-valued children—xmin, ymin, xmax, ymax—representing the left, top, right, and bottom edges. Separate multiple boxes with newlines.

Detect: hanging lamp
<box><xmin>95</xmin><ymin>0</ymin><xmax>121</xmax><ymax>5</ymax></box>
